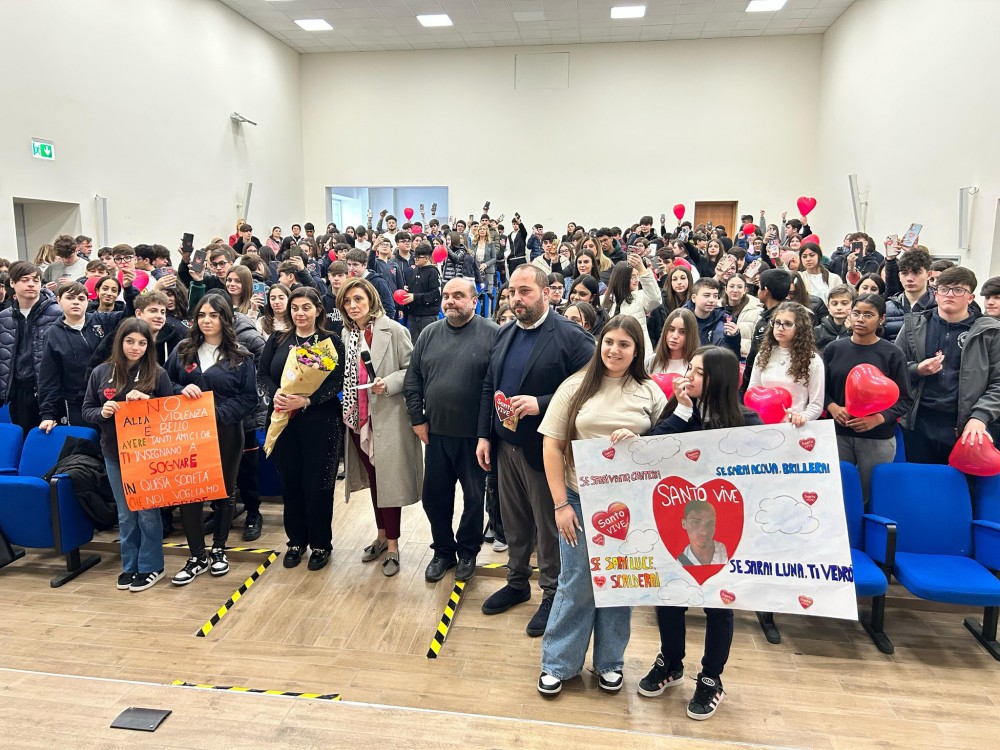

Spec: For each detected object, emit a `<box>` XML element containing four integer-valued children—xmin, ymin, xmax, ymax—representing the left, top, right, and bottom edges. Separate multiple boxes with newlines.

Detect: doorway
<box><xmin>327</xmin><ymin>186</ymin><xmax>449</xmax><ymax>233</ymax></box>
<box><xmin>12</xmin><ymin>198</ymin><xmax>82</xmax><ymax>261</ymax></box>
<box><xmin>693</xmin><ymin>201</ymin><xmax>738</xmax><ymax>236</ymax></box>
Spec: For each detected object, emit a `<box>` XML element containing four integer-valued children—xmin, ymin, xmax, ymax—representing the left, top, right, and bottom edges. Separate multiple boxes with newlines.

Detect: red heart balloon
<box><xmin>844</xmin><ymin>364</ymin><xmax>899</xmax><ymax>417</ymax></box>
<box><xmin>411</xmin><ymin>223</ymin><xmax>423</xmax><ymax>234</ymax></box>
<box><xmin>403</xmin><ymin>207</ymin><xmax>414</xmax><ymax>221</ymax></box>
<box><xmin>797</xmin><ymin>196</ymin><xmax>817</xmax><ymax>216</ymax></box>
<box><xmin>949</xmin><ymin>437</ymin><xmax>1000</xmax><ymax>476</ymax></box>
<box><xmin>118</xmin><ymin>268</ymin><xmax>150</xmax><ymax>291</ymax></box>
<box><xmin>672</xmin><ymin>204</ymin><xmax>686</xmax><ymax>222</ymax></box>
<box><xmin>801</xmin><ymin>233</ymin><xmax>821</xmax><ymax>247</ymax></box>
<box><xmin>85</xmin><ymin>276</ymin><xmax>101</xmax><ymax>300</ymax></box>
<box><xmin>392</xmin><ymin>289</ymin><xmax>408</xmax><ymax>305</ymax></box>
<box><xmin>743</xmin><ymin>386</ymin><xmax>792</xmax><ymax>425</ymax></box>
<box><xmin>328</xmin><ymin>249</ymin><xmax>337</xmax><ymax>261</ymax></box>
<box><xmin>432</xmin><ymin>247</ymin><xmax>447</xmax><ymax>264</ymax></box>
<box><xmin>651</xmin><ymin>372</ymin><xmax>681</xmax><ymax>398</ymax></box>
<box><xmin>672</xmin><ymin>257</ymin><xmax>691</xmax><ymax>270</ymax></box>
<box><xmin>742</xmin><ymin>223</ymin><xmax>757</xmax><ymax>237</ymax></box>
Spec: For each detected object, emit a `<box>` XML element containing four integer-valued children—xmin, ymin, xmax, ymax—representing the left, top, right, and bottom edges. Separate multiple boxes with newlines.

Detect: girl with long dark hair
<box><xmin>798</xmin><ymin>242</ymin><xmax>843</xmax><ymax>304</ymax></box>
<box><xmin>257</xmin><ymin>283</ymin><xmax>291</xmax><ymax>340</ymax></box>
<box><xmin>601</xmin><ymin>256</ymin><xmax>660</xmax><ymax>351</ymax></box>
<box><xmin>648</xmin><ymin>308</ymin><xmax>698</xmax><ymax>375</ymax></box>
<box><xmin>81</xmin><ymin>319</ymin><xmax>174</xmax><ymax>592</ymax></box>
<box><xmin>165</xmin><ymin>294</ymin><xmax>257</xmax><ymax>585</ymax></box>
<box><xmin>536</xmin><ymin>316</ymin><xmax>667</xmax><ymax>696</ymax></box>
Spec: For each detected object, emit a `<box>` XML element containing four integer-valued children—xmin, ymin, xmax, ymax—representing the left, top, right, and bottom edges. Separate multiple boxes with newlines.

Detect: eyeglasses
<box><xmin>113</xmin><ymin>255</ymin><xmax>134</xmax><ymax>262</ymax></box>
<box><xmin>936</xmin><ymin>286</ymin><xmax>971</xmax><ymax>297</ymax></box>
<box><xmin>771</xmin><ymin>320</ymin><xmax>796</xmax><ymax>330</ymax></box>
<box><xmin>210</xmin><ymin>260</ymin><xmax>229</xmax><ymax>268</ymax></box>
<box><xmin>549</xmin><ymin>285</ymin><xmax>564</xmax><ymax>292</ymax></box>
<box><xmin>848</xmin><ymin>311</ymin><xmax>879</xmax><ymax>321</ymax></box>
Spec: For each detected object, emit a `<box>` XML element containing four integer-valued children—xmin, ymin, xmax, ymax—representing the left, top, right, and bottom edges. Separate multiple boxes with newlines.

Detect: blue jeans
<box><xmin>541</xmin><ymin>487</ymin><xmax>632</xmax><ymax>680</ymax></box>
<box><xmin>105</xmin><ymin>459</ymin><xmax>164</xmax><ymax>574</ymax></box>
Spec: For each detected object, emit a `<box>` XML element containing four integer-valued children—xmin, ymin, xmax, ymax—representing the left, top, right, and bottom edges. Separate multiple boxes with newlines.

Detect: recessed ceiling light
<box><xmin>746</xmin><ymin>0</ymin><xmax>787</xmax><ymax>11</ymax></box>
<box><xmin>295</xmin><ymin>19</ymin><xmax>333</xmax><ymax>31</ymax></box>
<box><xmin>417</xmin><ymin>14</ymin><xmax>453</xmax><ymax>27</ymax></box>
<box><xmin>611</xmin><ymin>5</ymin><xmax>646</xmax><ymax>19</ymax></box>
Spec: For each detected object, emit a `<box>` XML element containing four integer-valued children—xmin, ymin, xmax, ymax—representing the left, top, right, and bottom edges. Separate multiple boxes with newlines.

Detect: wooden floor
<box><xmin>1</xmin><ymin>484</ymin><xmax>999</xmax><ymax>749</ymax></box>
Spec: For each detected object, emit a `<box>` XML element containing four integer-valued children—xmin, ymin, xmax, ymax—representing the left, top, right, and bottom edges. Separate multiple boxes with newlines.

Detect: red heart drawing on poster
<box><xmin>601</xmin><ymin>446</ymin><xmax>616</xmax><ymax>460</ymax></box>
<box><xmin>103</xmin><ymin>388</ymin><xmax>117</xmax><ymax>400</ymax></box>
<box><xmin>685</xmin><ymin>449</ymin><xmax>701</xmax><ymax>462</ymax></box>
<box><xmin>593</xmin><ymin>576</ymin><xmax>607</xmax><ymax>588</ymax></box>
<box><xmin>796</xmin><ymin>196</ymin><xmax>817</xmax><ymax>216</ymax></box>
<box><xmin>592</xmin><ymin>533</ymin><xmax>605</xmax><ymax>546</ymax></box>
<box><xmin>798</xmin><ymin>595</ymin><xmax>814</xmax><ymax>609</ymax></box>
<box><xmin>652</xmin><ymin>476</ymin><xmax>744</xmax><ymax>585</ymax></box>
<box><xmin>799</xmin><ymin>438</ymin><xmax>816</xmax><ymax>452</ymax></box>
<box><xmin>493</xmin><ymin>391</ymin><xmax>515</xmax><ymax>422</ymax></box>
<box><xmin>592</xmin><ymin>502</ymin><xmax>630</xmax><ymax>540</ymax></box>
<box><xmin>720</xmin><ymin>590</ymin><xmax>736</xmax><ymax>605</ymax></box>
<box><xmin>802</xmin><ymin>492</ymin><xmax>818</xmax><ymax>505</ymax></box>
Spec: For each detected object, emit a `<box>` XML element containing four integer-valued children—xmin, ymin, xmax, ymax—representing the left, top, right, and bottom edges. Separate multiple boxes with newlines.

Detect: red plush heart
<box><xmin>720</xmin><ymin>590</ymin><xmax>736</xmax><ymax>605</ymax></box>
<box><xmin>591</xmin><ymin>502</ymin><xmax>630</xmax><ymax>540</ymax></box>
<box><xmin>798</xmin><ymin>595</ymin><xmax>814</xmax><ymax>609</ymax></box>
<box><xmin>799</xmin><ymin>438</ymin><xmax>816</xmax><ymax>452</ymax></box>
<box><xmin>103</xmin><ymin>387</ymin><xmax>117</xmax><ymax>400</ymax></box>
<box><xmin>797</xmin><ymin>196</ymin><xmax>817</xmax><ymax>216</ymax></box>
<box><xmin>593</xmin><ymin>575</ymin><xmax>607</xmax><ymax>588</ymax></box>
<box><xmin>744</xmin><ymin>386</ymin><xmax>792</xmax><ymax>425</ymax></box>
<box><xmin>652</xmin><ymin>476</ymin><xmax>744</xmax><ymax>585</ymax></box>
<box><xmin>672</xmin><ymin>203</ymin><xmax>686</xmax><ymax>221</ymax></box>
<box><xmin>948</xmin><ymin>436</ymin><xmax>1000</xmax><ymax>476</ymax></box>
<box><xmin>845</xmin><ymin>364</ymin><xmax>899</xmax><ymax>417</ymax></box>
<box><xmin>651</xmin><ymin>372</ymin><xmax>681</xmax><ymax>399</ymax></box>
<box><xmin>802</xmin><ymin>491</ymin><xmax>818</xmax><ymax>505</ymax></box>
<box><xmin>685</xmin><ymin>449</ymin><xmax>701</xmax><ymax>462</ymax></box>
<box><xmin>494</xmin><ymin>392</ymin><xmax>515</xmax><ymax>422</ymax></box>
<box><xmin>601</xmin><ymin>446</ymin><xmax>616</xmax><ymax>460</ymax></box>
<box><xmin>392</xmin><ymin>289</ymin><xmax>408</xmax><ymax>305</ymax></box>
<box><xmin>592</xmin><ymin>533</ymin><xmax>605</xmax><ymax>546</ymax></box>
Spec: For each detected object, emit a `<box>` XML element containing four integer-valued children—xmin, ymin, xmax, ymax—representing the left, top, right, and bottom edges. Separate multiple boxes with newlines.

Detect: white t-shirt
<box><xmin>197</xmin><ymin>342</ymin><xmax>220</xmax><ymax>373</ymax></box>
<box><xmin>748</xmin><ymin>347</ymin><xmax>824</xmax><ymax>421</ymax></box>
<box><xmin>645</xmin><ymin>356</ymin><xmax>688</xmax><ymax>376</ymax></box>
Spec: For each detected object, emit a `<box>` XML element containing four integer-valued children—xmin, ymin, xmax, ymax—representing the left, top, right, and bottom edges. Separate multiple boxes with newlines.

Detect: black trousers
<box><xmin>902</xmin><ymin>408</ymin><xmax>956</xmax><ymax>465</ymax></box>
<box><xmin>484</xmin><ymin>469</ymin><xmax>506</xmax><ymax>543</ymax></box>
<box><xmin>409</xmin><ymin>315</ymin><xmax>438</xmax><ymax>344</ymax></box>
<box><xmin>422</xmin><ymin>433</ymin><xmax>486</xmax><ymax>560</ymax></box>
<box><xmin>236</xmin><ymin>429</ymin><xmax>261</xmax><ymax>514</ymax></box>
<box><xmin>8</xmin><ymin>380</ymin><xmax>40</xmax><ymax>436</ymax></box>
<box><xmin>180</xmin><ymin>421</ymin><xmax>243</xmax><ymax>558</ymax></box>
<box><xmin>274</xmin><ymin>410</ymin><xmax>342</xmax><ymax>550</ymax></box>
<box><xmin>657</xmin><ymin>606</ymin><xmax>734</xmax><ymax>680</ymax></box>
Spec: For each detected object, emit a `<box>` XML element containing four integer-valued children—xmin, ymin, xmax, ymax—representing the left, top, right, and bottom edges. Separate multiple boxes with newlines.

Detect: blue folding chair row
<box><xmin>0</xmin><ymin>427</ymin><xmax>102</xmax><ymax>587</ymax></box>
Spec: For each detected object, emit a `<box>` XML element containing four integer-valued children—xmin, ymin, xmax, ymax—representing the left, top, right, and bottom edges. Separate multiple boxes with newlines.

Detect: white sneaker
<box><xmin>493</xmin><ymin>539</ymin><xmax>508</xmax><ymax>553</ymax></box>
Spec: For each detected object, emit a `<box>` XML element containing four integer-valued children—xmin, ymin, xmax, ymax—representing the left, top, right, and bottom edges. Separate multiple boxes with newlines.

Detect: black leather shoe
<box><xmin>455</xmin><ymin>557</ymin><xmax>476</xmax><ymax>582</ymax></box>
<box><xmin>481</xmin><ymin>584</ymin><xmax>531</xmax><ymax>615</ymax></box>
<box><xmin>424</xmin><ymin>555</ymin><xmax>456</xmax><ymax>582</ymax></box>
<box><xmin>526</xmin><ymin>596</ymin><xmax>554</xmax><ymax>637</ymax></box>
<box><xmin>307</xmin><ymin>549</ymin><xmax>330</xmax><ymax>571</ymax></box>
<box><xmin>243</xmin><ymin>511</ymin><xmax>263</xmax><ymax>542</ymax></box>
<box><xmin>283</xmin><ymin>545</ymin><xmax>303</xmax><ymax>568</ymax></box>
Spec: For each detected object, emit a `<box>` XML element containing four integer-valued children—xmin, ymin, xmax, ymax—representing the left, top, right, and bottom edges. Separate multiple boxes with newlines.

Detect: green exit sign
<box><xmin>31</xmin><ymin>138</ymin><xmax>54</xmax><ymax>160</ymax></box>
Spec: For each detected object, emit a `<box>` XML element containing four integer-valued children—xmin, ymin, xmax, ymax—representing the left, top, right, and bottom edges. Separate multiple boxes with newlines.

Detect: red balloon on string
<box><xmin>672</xmin><ymin>258</ymin><xmax>692</xmax><ymax>270</ymax></box>
<box><xmin>844</xmin><ymin>364</ymin><xmax>899</xmax><ymax>417</ymax></box>
<box><xmin>672</xmin><ymin>204</ymin><xmax>686</xmax><ymax>221</ymax></box>
<box><xmin>949</xmin><ymin>436</ymin><xmax>1000</xmax><ymax>476</ymax></box>
<box><xmin>411</xmin><ymin>223</ymin><xmax>423</xmax><ymax>234</ymax></box>
<box><xmin>432</xmin><ymin>246</ymin><xmax>447</xmax><ymax>264</ymax></box>
<box><xmin>651</xmin><ymin>372</ymin><xmax>681</xmax><ymax>398</ymax></box>
<box><xmin>742</xmin><ymin>223</ymin><xmax>757</xmax><ymax>237</ymax></box>
<box><xmin>118</xmin><ymin>268</ymin><xmax>150</xmax><ymax>291</ymax></box>
<box><xmin>85</xmin><ymin>276</ymin><xmax>101</xmax><ymax>300</ymax></box>
<box><xmin>392</xmin><ymin>289</ymin><xmax>408</xmax><ymax>305</ymax></box>
<box><xmin>797</xmin><ymin>196</ymin><xmax>817</xmax><ymax>216</ymax></box>
<box><xmin>744</xmin><ymin>386</ymin><xmax>792</xmax><ymax>425</ymax></box>
<box><xmin>403</xmin><ymin>207</ymin><xmax>415</xmax><ymax>221</ymax></box>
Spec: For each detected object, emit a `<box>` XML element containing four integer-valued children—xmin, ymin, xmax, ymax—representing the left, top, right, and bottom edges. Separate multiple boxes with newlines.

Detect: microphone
<box><xmin>360</xmin><ymin>350</ymin><xmax>377</xmax><ymax>382</ymax></box>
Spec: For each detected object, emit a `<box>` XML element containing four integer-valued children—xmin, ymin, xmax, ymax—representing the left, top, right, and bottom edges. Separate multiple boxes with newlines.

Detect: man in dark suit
<box><xmin>505</xmin><ymin>213</ymin><xmax>528</xmax><ymax>277</ymax></box>
<box><xmin>476</xmin><ymin>265</ymin><xmax>595</xmax><ymax>637</ymax></box>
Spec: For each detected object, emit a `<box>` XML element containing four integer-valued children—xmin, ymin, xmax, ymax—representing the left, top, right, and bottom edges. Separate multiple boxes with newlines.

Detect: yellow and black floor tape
<box><xmin>112</xmin><ymin>540</ymin><xmax>277</xmax><ymax>555</ymax></box>
<box><xmin>196</xmin><ymin>551</ymin><xmax>278</xmax><ymax>637</ymax></box>
<box><xmin>426</xmin><ymin>580</ymin><xmax>466</xmax><ymax>659</ymax></box>
<box><xmin>171</xmin><ymin>679</ymin><xmax>340</xmax><ymax>700</ymax></box>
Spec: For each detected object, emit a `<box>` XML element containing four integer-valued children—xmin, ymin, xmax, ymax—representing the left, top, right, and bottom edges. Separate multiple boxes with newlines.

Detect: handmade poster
<box><xmin>574</xmin><ymin>421</ymin><xmax>857</xmax><ymax>620</ymax></box>
<box><xmin>115</xmin><ymin>393</ymin><xmax>225</xmax><ymax>511</ymax></box>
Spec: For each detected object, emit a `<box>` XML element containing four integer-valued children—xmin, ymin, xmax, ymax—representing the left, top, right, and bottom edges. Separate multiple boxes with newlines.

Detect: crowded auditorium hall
<box><xmin>2</xmin><ymin>0</ymin><xmax>1000</xmax><ymax>746</ymax></box>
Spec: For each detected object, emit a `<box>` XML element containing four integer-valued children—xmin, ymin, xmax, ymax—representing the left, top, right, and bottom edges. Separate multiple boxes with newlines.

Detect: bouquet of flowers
<box><xmin>263</xmin><ymin>339</ymin><xmax>338</xmax><ymax>457</ymax></box>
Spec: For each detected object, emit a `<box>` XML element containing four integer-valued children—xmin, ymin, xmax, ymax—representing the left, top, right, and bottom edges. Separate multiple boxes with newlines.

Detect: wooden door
<box><xmin>693</xmin><ymin>201</ymin><xmax>738</xmax><ymax>236</ymax></box>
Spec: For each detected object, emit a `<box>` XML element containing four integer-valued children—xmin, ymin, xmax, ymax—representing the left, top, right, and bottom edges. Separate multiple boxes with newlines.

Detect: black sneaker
<box><xmin>130</xmin><ymin>570</ymin><xmax>164</xmax><ymax>592</ymax></box>
<box><xmin>307</xmin><ymin>549</ymin><xmax>331</xmax><ymax>571</ymax></box>
<box><xmin>283</xmin><ymin>545</ymin><xmax>304</xmax><ymax>568</ymax></box>
<box><xmin>455</xmin><ymin>557</ymin><xmax>476</xmax><ymax>582</ymax></box>
<box><xmin>117</xmin><ymin>572</ymin><xmax>135</xmax><ymax>590</ymax></box>
<box><xmin>172</xmin><ymin>556</ymin><xmax>209</xmax><ymax>586</ymax></box>
<box><xmin>210</xmin><ymin>547</ymin><xmax>229</xmax><ymax>576</ymax></box>
<box><xmin>525</xmin><ymin>596</ymin><xmax>554</xmax><ymax>637</ymax></box>
<box><xmin>637</xmin><ymin>654</ymin><xmax>684</xmax><ymax>697</ymax></box>
<box><xmin>243</xmin><ymin>511</ymin><xmax>263</xmax><ymax>542</ymax></box>
<box><xmin>687</xmin><ymin>673</ymin><xmax>725</xmax><ymax>721</ymax></box>
<box><xmin>425</xmin><ymin>555</ymin><xmax>456</xmax><ymax>582</ymax></box>
<box><xmin>537</xmin><ymin>673</ymin><xmax>562</xmax><ymax>695</ymax></box>
<box><xmin>598</xmin><ymin>671</ymin><xmax>623</xmax><ymax>693</ymax></box>
<box><xmin>481</xmin><ymin>584</ymin><xmax>531</xmax><ymax>615</ymax></box>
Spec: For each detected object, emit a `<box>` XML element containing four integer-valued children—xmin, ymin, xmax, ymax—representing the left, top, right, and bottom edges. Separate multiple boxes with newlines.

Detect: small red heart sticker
<box><xmin>802</xmin><ymin>491</ymin><xmax>818</xmax><ymax>505</ymax></box>
<box><xmin>720</xmin><ymin>590</ymin><xmax>736</xmax><ymax>605</ymax></box>
<box><xmin>601</xmin><ymin>446</ymin><xmax>616</xmax><ymax>460</ymax></box>
<box><xmin>592</xmin><ymin>533</ymin><xmax>605</xmax><ymax>546</ymax></box>
<box><xmin>593</xmin><ymin>576</ymin><xmax>607</xmax><ymax>588</ymax></box>
<box><xmin>685</xmin><ymin>449</ymin><xmax>701</xmax><ymax>462</ymax></box>
<box><xmin>103</xmin><ymin>388</ymin><xmax>117</xmax><ymax>400</ymax></box>
<box><xmin>185</xmin><ymin>362</ymin><xmax>197</xmax><ymax>373</ymax></box>
<box><xmin>799</xmin><ymin>438</ymin><xmax>816</xmax><ymax>452</ymax></box>
<box><xmin>798</xmin><ymin>595</ymin><xmax>814</xmax><ymax>609</ymax></box>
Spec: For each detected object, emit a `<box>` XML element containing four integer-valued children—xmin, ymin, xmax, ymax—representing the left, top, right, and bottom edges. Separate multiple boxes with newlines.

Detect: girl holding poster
<box><xmin>748</xmin><ymin>301</ymin><xmax>824</xmax><ymax>426</ymax></box>
<box><xmin>81</xmin><ymin>319</ymin><xmax>174</xmax><ymax>592</ymax></box>
<box><xmin>537</xmin><ymin>315</ymin><xmax>667</xmax><ymax>696</ymax></box>
<box><xmin>166</xmin><ymin>294</ymin><xmax>257</xmax><ymax>586</ymax></box>
<box><xmin>616</xmin><ymin>345</ymin><xmax>762</xmax><ymax>721</ymax></box>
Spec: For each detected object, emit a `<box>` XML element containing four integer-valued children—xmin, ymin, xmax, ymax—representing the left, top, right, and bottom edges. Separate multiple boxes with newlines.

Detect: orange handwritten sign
<box><xmin>115</xmin><ymin>393</ymin><xmax>225</xmax><ymax>511</ymax></box>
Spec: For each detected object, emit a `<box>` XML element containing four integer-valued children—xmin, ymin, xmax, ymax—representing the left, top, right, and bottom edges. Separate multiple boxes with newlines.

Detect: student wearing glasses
<box><xmin>824</xmin><ymin>294</ymin><xmax>912</xmax><ymax>502</ymax></box>
<box><xmin>895</xmin><ymin>266</ymin><xmax>1000</xmax><ymax>464</ymax></box>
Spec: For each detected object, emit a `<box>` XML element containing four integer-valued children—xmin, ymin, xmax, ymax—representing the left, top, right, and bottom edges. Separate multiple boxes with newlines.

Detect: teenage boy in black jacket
<box><xmin>405</xmin><ymin>243</ymin><xmax>442</xmax><ymax>343</ymax></box>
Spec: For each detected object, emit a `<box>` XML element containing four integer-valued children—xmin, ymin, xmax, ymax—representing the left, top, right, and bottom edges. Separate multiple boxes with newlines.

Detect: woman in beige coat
<box><xmin>339</xmin><ymin>277</ymin><xmax>423</xmax><ymax>576</ymax></box>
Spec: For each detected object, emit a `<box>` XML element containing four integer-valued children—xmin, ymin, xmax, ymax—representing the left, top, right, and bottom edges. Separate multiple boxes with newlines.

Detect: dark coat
<box><xmin>165</xmin><ymin>346</ymin><xmax>258</xmax><ymax>427</ymax></box>
<box><xmin>0</xmin><ymin>288</ymin><xmax>64</xmax><ymax>402</ymax></box>
<box><xmin>44</xmin><ymin>436</ymin><xmax>116</xmax><ymax>530</ymax></box>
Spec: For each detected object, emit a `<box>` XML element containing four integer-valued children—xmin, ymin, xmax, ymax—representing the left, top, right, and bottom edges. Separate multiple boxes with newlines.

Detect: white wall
<box><xmin>301</xmin><ymin>36</ymin><xmax>822</xmax><ymax>233</ymax></box>
<box><xmin>0</xmin><ymin>0</ymin><xmax>303</xmax><ymax>259</ymax></box>
<box><xmin>817</xmin><ymin>0</ymin><xmax>1000</xmax><ymax>279</ymax></box>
